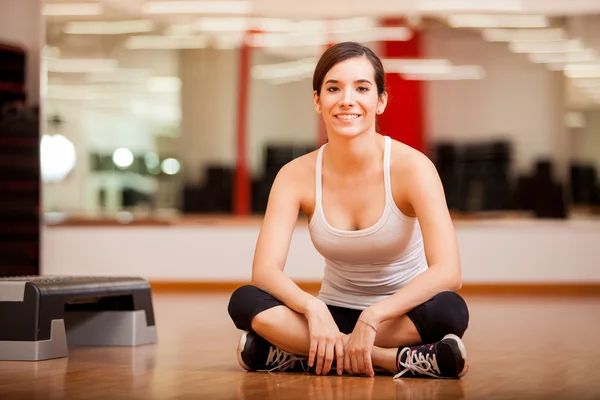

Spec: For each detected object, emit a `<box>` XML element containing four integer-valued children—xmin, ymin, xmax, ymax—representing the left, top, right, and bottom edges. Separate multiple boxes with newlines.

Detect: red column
<box><xmin>377</xmin><ymin>19</ymin><xmax>425</xmax><ymax>153</ymax></box>
<box><xmin>234</xmin><ymin>31</ymin><xmax>253</xmax><ymax>215</ymax></box>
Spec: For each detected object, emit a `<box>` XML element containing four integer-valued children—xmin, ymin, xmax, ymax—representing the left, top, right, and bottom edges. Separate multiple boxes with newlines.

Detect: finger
<box><xmin>344</xmin><ymin>352</ymin><xmax>352</xmax><ymax>375</ymax></box>
<box><xmin>357</xmin><ymin>352</ymin><xmax>366</xmax><ymax>375</ymax></box>
<box><xmin>365</xmin><ymin>349</ymin><xmax>375</xmax><ymax>377</ymax></box>
<box><xmin>351</xmin><ymin>353</ymin><xmax>360</xmax><ymax>375</ymax></box>
<box><xmin>335</xmin><ymin>339</ymin><xmax>344</xmax><ymax>375</ymax></box>
<box><xmin>322</xmin><ymin>341</ymin><xmax>334</xmax><ymax>375</ymax></box>
<box><xmin>308</xmin><ymin>338</ymin><xmax>317</xmax><ymax>368</ymax></box>
<box><xmin>316</xmin><ymin>341</ymin><xmax>326</xmax><ymax>375</ymax></box>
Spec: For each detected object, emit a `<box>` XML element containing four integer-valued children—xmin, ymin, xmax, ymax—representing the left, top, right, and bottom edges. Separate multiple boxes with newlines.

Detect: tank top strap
<box><xmin>315</xmin><ymin>143</ymin><xmax>326</xmax><ymax>213</ymax></box>
<box><xmin>383</xmin><ymin>136</ymin><xmax>393</xmax><ymax>201</ymax></box>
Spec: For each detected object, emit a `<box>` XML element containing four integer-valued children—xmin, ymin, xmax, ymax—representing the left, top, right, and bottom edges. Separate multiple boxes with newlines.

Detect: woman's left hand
<box><xmin>343</xmin><ymin>313</ymin><xmax>379</xmax><ymax>377</ymax></box>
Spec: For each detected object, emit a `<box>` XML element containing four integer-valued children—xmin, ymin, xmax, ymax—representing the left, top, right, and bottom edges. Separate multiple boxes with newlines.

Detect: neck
<box><xmin>323</xmin><ymin>132</ymin><xmax>383</xmax><ymax>176</ymax></box>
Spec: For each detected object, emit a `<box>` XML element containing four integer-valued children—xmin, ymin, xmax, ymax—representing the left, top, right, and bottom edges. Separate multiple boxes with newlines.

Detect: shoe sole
<box><xmin>442</xmin><ymin>334</ymin><xmax>469</xmax><ymax>378</ymax></box>
<box><xmin>237</xmin><ymin>331</ymin><xmax>250</xmax><ymax>371</ymax></box>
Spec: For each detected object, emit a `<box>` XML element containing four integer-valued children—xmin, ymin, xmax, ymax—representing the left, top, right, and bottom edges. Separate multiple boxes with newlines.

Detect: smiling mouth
<box><xmin>335</xmin><ymin>114</ymin><xmax>361</xmax><ymax>121</ymax></box>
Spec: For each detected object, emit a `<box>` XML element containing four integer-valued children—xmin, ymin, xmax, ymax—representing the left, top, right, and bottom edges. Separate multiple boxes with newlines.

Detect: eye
<box><xmin>327</xmin><ymin>86</ymin><xmax>339</xmax><ymax>92</ymax></box>
<box><xmin>357</xmin><ymin>86</ymin><xmax>369</xmax><ymax>92</ymax></box>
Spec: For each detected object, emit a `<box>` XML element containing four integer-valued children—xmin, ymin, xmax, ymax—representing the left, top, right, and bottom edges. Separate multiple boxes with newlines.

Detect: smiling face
<box><xmin>313</xmin><ymin>56</ymin><xmax>387</xmax><ymax>139</ymax></box>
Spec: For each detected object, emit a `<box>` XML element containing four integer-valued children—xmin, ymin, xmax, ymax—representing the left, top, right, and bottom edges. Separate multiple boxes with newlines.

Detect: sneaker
<box><xmin>394</xmin><ymin>334</ymin><xmax>469</xmax><ymax>379</ymax></box>
<box><xmin>237</xmin><ymin>331</ymin><xmax>310</xmax><ymax>373</ymax></box>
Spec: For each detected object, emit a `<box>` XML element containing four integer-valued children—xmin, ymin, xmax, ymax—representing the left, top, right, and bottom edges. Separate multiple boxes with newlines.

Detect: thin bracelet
<box><xmin>358</xmin><ymin>318</ymin><xmax>377</xmax><ymax>333</ymax></box>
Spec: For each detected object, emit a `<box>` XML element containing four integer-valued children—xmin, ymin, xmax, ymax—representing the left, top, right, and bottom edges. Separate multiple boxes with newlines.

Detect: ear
<box><xmin>313</xmin><ymin>90</ymin><xmax>321</xmax><ymax>114</ymax></box>
<box><xmin>376</xmin><ymin>91</ymin><xmax>388</xmax><ymax>115</ymax></box>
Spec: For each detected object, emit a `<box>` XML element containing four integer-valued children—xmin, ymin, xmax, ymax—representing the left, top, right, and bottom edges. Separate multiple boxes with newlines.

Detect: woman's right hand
<box><xmin>304</xmin><ymin>298</ymin><xmax>345</xmax><ymax>376</ymax></box>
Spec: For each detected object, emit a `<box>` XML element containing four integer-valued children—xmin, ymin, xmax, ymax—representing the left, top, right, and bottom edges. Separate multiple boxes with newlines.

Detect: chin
<box><xmin>329</xmin><ymin>123</ymin><xmax>370</xmax><ymax>139</ymax></box>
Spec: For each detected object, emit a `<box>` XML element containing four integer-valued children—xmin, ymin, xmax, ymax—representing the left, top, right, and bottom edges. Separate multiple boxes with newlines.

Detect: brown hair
<box><xmin>312</xmin><ymin>42</ymin><xmax>386</xmax><ymax>97</ymax></box>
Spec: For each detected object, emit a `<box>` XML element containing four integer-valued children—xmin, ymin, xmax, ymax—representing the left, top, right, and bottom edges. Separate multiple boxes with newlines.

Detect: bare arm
<box><xmin>250</xmin><ymin>162</ymin><xmax>316</xmax><ymax>315</ymax></box>
<box><xmin>251</xmin><ymin>160</ymin><xmax>345</xmax><ymax>375</ymax></box>
<box><xmin>361</xmin><ymin>153</ymin><xmax>462</xmax><ymax>326</ymax></box>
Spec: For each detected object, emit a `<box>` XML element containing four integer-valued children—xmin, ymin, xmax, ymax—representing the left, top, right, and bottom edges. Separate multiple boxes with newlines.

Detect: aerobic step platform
<box><xmin>0</xmin><ymin>276</ymin><xmax>157</xmax><ymax>361</ymax></box>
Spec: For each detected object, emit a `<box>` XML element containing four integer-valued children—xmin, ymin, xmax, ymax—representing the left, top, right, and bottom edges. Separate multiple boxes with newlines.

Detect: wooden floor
<box><xmin>1</xmin><ymin>292</ymin><xmax>599</xmax><ymax>399</ymax></box>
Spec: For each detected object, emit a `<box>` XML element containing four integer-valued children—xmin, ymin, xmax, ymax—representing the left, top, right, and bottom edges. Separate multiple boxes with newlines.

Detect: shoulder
<box><xmin>270</xmin><ymin>149</ymin><xmax>318</xmax><ymax>194</ymax></box>
<box><xmin>389</xmin><ymin>138</ymin><xmax>439</xmax><ymax>185</ymax></box>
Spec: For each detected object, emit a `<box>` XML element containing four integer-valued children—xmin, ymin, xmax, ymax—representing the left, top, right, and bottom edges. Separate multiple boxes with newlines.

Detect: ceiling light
<box><xmin>420</xmin><ymin>0</ymin><xmax>522</xmax><ymax>12</ymax></box>
<box><xmin>572</xmin><ymin>78</ymin><xmax>600</xmax><ymax>88</ymax></box>
<box><xmin>43</xmin><ymin>2</ymin><xmax>103</xmax><ymax>16</ymax></box>
<box><xmin>401</xmin><ymin>66</ymin><xmax>486</xmax><ymax>80</ymax></box>
<box><xmin>125</xmin><ymin>35</ymin><xmax>209</xmax><ymax>49</ymax></box>
<box><xmin>46</xmin><ymin>58</ymin><xmax>118</xmax><ymax>73</ymax></box>
<box><xmin>64</xmin><ymin>20</ymin><xmax>155</xmax><ymax>35</ymax></box>
<box><xmin>382</xmin><ymin>58</ymin><xmax>451</xmax><ymax>73</ymax></box>
<box><xmin>482</xmin><ymin>28</ymin><xmax>566</xmax><ymax>43</ymax></box>
<box><xmin>528</xmin><ymin>50</ymin><xmax>597</xmax><ymax>64</ymax></box>
<box><xmin>143</xmin><ymin>1</ymin><xmax>252</xmax><ymax>15</ymax></box>
<box><xmin>147</xmin><ymin>77</ymin><xmax>181</xmax><ymax>92</ymax></box>
<box><xmin>509</xmin><ymin>39</ymin><xmax>584</xmax><ymax>54</ymax></box>
<box><xmin>448</xmin><ymin>14</ymin><xmax>548</xmax><ymax>28</ymax></box>
<box><xmin>564</xmin><ymin>64</ymin><xmax>600</xmax><ymax>79</ymax></box>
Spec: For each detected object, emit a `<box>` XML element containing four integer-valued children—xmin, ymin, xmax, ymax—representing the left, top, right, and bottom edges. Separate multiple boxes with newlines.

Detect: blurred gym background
<box><xmin>1</xmin><ymin>0</ymin><xmax>599</xmax><ymax>287</ymax></box>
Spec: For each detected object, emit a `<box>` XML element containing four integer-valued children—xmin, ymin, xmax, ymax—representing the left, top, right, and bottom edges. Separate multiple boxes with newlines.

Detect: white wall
<box><xmin>572</xmin><ymin>111</ymin><xmax>600</xmax><ymax>173</ymax></box>
<box><xmin>178</xmin><ymin>48</ymin><xmax>318</xmax><ymax>185</ymax></box>
<box><xmin>423</xmin><ymin>28</ymin><xmax>568</xmax><ymax>179</ymax></box>
<box><xmin>179</xmin><ymin>48</ymin><xmax>239</xmax><ymax>185</ymax></box>
<box><xmin>0</xmin><ymin>0</ymin><xmax>44</xmax><ymax>106</ymax></box>
<box><xmin>41</xmin><ymin>220</ymin><xmax>600</xmax><ymax>283</ymax></box>
<box><xmin>248</xmin><ymin>50</ymin><xmax>318</xmax><ymax>177</ymax></box>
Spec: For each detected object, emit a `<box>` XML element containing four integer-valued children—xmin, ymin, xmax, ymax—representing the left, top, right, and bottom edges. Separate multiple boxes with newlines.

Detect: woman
<box><xmin>228</xmin><ymin>41</ymin><xmax>469</xmax><ymax>379</ymax></box>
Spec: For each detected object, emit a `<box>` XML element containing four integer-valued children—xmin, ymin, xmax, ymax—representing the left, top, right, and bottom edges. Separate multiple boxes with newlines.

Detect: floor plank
<box><xmin>1</xmin><ymin>292</ymin><xmax>599</xmax><ymax>399</ymax></box>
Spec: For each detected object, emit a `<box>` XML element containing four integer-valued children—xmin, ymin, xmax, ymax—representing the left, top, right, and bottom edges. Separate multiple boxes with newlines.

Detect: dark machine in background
<box><xmin>182</xmin><ymin>144</ymin><xmax>315</xmax><ymax>214</ymax></box>
<box><xmin>181</xmin><ymin>137</ymin><xmax>599</xmax><ymax>218</ymax></box>
<box><xmin>0</xmin><ymin>42</ymin><xmax>39</xmax><ymax>276</ymax></box>
<box><xmin>432</xmin><ymin>139</ymin><xmax>599</xmax><ymax>219</ymax></box>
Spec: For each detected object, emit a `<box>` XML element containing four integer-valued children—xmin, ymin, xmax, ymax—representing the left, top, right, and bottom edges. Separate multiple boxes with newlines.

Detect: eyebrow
<box><xmin>325</xmin><ymin>79</ymin><xmax>373</xmax><ymax>85</ymax></box>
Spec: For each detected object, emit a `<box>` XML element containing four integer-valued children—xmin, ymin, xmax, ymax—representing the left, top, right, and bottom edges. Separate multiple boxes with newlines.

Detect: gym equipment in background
<box><xmin>0</xmin><ymin>276</ymin><xmax>157</xmax><ymax>361</ymax></box>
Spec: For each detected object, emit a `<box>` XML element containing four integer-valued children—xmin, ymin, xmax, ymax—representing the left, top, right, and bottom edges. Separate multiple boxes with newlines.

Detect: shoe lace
<box><xmin>259</xmin><ymin>346</ymin><xmax>309</xmax><ymax>373</ymax></box>
<box><xmin>394</xmin><ymin>347</ymin><xmax>441</xmax><ymax>379</ymax></box>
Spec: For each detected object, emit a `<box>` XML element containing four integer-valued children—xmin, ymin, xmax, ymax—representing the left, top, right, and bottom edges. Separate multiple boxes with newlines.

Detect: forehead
<box><xmin>324</xmin><ymin>56</ymin><xmax>375</xmax><ymax>81</ymax></box>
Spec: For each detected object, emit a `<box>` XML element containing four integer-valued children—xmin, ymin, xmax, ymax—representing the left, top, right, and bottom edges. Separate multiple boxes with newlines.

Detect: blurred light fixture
<box><xmin>147</xmin><ymin>77</ymin><xmax>181</xmax><ymax>92</ymax></box>
<box><xmin>447</xmin><ymin>14</ymin><xmax>548</xmax><ymax>28</ymax></box>
<box><xmin>248</xmin><ymin>32</ymin><xmax>328</xmax><ymax>48</ymax></box>
<box><xmin>143</xmin><ymin>1</ymin><xmax>252</xmax><ymax>15</ymax></box>
<box><xmin>382</xmin><ymin>58</ymin><xmax>452</xmax><ymax>73</ymax></box>
<box><xmin>482</xmin><ymin>28</ymin><xmax>566</xmax><ymax>43</ymax></box>
<box><xmin>528</xmin><ymin>50</ymin><xmax>597</xmax><ymax>64</ymax></box>
<box><xmin>161</xmin><ymin>158</ymin><xmax>181</xmax><ymax>175</ymax></box>
<box><xmin>40</xmin><ymin>134</ymin><xmax>76</xmax><ymax>183</ymax></box>
<box><xmin>113</xmin><ymin>148</ymin><xmax>134</xmax><ymax>169</ymax></box>
<box><xmin>46</xmin><ymin>58</ymin><xmax>118</xmax><ymax>73</ymax></box>
<box><xmin>125</xmin><ymin>35</ymin><xmax>209</xmax><ymax>49</ymax></box>
<box><xmin>43</xmin><ymin>2</ymin><xmax>103</xmax><ymax>16</ymax></box>
<box><xmin>420</xmin><ymin>0</ymin><xmax>522</xmax><ymax>12</ymax></box>
<box><xmin>88</xmin><ymin>69</ymin><xmax>150</xmax><ymax>84</ymax></box>
<box><xmin>509</xmin><ymin>39</ymin><xmax>584</xmax><ymax>54</ymax></box>
<box><xmin>564</xmin><ymin>64</ymin><xmax>600</xmax><ymax>79</ymax></box>
<box><xmin>252</xmin><ymin>58</ymin><xmax>317</xmax><ymax>83</ymax></box>
<box><xmin>401</xmin><ymin>65</ymin><xmax>486</xmax><ymax>80</ymax></box>
<box><xmin>64</xmin><ymin>20</ymin><xmax>155</xmax><ymax>35</ymax></box>
<box><xmin>572</xmin><ymin>78</ymin><xmax>600</xmax><ymax>88</ymax></box>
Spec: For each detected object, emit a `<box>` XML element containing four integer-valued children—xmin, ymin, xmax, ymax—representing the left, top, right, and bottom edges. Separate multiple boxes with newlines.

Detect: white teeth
<box><xmin>336</xmin><ymin>114</ymin><xmax>359</xmax><ymax>120</ymax></box>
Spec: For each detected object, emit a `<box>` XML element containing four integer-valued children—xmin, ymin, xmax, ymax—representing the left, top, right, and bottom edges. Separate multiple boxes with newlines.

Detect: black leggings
<box><xmin>228</xmin><ymin>285</ymin><xmax>469</xmax><ymax>345</ymax></box>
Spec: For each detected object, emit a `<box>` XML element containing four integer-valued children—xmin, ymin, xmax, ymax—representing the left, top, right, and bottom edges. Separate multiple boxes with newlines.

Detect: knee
<box><xmin>227</xmin><ymin>285</ymin><xmax>260</xmax><ymax>331</ymax></box>
<box><xmin>434</xmin><ymin>291</ymin><xmax>469</xmax><ymax>338</ymax></box>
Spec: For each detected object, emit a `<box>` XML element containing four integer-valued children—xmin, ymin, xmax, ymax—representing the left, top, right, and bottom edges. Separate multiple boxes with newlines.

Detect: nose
<box><xmin>339</xmin><ymin>89</ymin><xmax>355</xmax><ymax>107</ymax></box>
